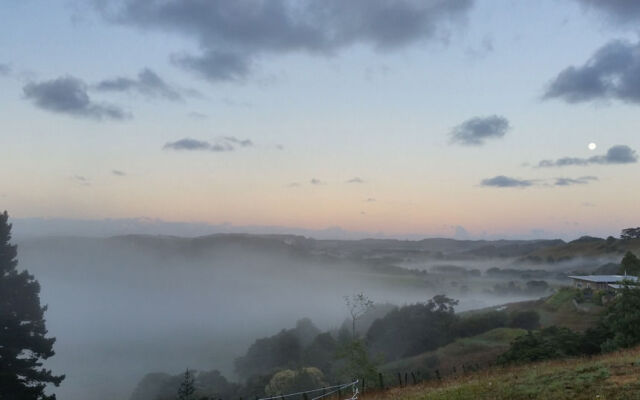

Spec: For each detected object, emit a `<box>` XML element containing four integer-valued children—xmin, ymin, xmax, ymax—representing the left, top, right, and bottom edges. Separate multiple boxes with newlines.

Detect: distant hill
<box><xmin>519</xmin><ymin>237</ymin><xmax>640</xmax><ymax>263</ymax></box>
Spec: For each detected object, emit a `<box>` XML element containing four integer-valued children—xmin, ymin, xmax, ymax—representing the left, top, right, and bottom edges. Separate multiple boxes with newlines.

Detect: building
<box><xmin>568</xmin><ymin>275</ymin><xmax>638</xmax><ymax>290</ymax></box>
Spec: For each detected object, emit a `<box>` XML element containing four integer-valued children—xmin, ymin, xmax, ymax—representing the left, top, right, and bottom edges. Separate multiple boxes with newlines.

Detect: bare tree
<box><xmin>343</xmin><ymin>293</ymin><xmax>374</xmax><ymax>338</ymax></box>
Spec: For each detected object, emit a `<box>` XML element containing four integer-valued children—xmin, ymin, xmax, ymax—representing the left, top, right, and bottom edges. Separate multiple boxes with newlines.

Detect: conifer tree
<box><xmin>177</xmin><ymin>368</ymin><xmax>196</xmax><ymax>400</ymax></box>
<box><xmin>0</xmin><ymin>211</ymin><xmax>64</xmax><ymax>399</ymax></box>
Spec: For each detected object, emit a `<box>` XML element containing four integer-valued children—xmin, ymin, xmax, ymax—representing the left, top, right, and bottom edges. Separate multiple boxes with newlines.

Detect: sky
<box><xmin>1</xmin><ymin>0</ymin><xmax>640</xmax><ymax>240</ymax></box>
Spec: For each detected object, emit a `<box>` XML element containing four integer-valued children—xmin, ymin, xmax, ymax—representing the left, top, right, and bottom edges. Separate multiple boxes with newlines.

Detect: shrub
<box><xmin>508</xmin><ymin>310</ymin><xmax>540</xmax><ymax>330</ymax></box>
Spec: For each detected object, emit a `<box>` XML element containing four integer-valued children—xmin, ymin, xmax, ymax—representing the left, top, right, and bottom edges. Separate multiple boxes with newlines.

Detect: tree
<box><xmin>0</xmin><ymin>211</ymin><xmax>64</xmax><ymax>399</ymax></box>
<box><xmin>177</xmin><ymin>369</ymin><xmax>195</xmax><ymax>400</ymax></box>
<box><xmin>619</xmin><ymin>251</ymin><xmax>640</xmax><ymax>276</ymax></box>
<box><xmin>621</xmin><ymin>227</ymin><xmax>640</xmax><ymax>240</ymax></box>
<box><xmin>601</xmin><ymin>285</ymin><xmax>640</xmax><ymax>352</ymax></box>
<box><xmin>343</xmin><ymin>293</ymin><xmax>374</xmax><ymax>338</ymax></box>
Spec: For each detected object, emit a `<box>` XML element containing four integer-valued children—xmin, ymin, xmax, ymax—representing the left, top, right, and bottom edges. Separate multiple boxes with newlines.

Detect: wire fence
<box><xmin>257</xmin><ymin>380</ymin><xmax>359</xmax><ymax>400</ymax></box>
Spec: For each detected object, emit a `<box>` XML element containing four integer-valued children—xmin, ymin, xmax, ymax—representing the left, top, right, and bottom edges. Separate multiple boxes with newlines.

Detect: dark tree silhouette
<box><xmin>177</xmin><ymin>369</ymin><xmax>195</xmax><ymax>400</ymax></box>
<box><xmin>0</xmin><ymin>211</ymin><xmax>64</xmax><ymax>399</ymax></box>
<box><xmin>621</xmin><ymin>227</ymin><xmax>640</xmax><ymax>240</ymax></box>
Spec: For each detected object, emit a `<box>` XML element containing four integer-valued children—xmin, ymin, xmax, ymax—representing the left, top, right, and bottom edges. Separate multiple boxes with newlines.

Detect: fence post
<box><xmin>435</xmin><ymin>369</ymin><xmax>441</xmax><ymax>382</ymax></box>
<box><xmin>361</xmin><ymin>377</ymin><xmax>365</xmax><ymax>394</ymax></box>
<box><xmin>378</xmin><ymin>373</ymin><xmax>384</xmax><ymax>390</ymax></box>
<box><xmin>411</xmin><ymin>372</ymin><xmax>417</xmax><ymax>385</ymax></box>
<box><xmin>397</xmin><ymin>372</ymin><xmax>403</xmax><ymax>387</ymax></box>
<box><xmin>303</xmin><ymin>393</ymin><xmax>309</xmax><ymax>400</ymax></box>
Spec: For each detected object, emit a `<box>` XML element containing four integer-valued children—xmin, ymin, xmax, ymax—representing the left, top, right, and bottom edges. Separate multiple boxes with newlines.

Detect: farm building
<box><xmin>568</xmin><ymin>275</ymin><xmax>638</xmax><ymax>290</ymax></box>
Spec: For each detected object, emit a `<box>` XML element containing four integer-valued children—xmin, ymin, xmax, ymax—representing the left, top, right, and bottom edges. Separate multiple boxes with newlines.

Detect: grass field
<box><xmin>379</xmin><ymin>328</ymin><xmax>526</xmax><ymax>376</ymax></box>
<box><xmin>362</xmin><ymin>346</ymin><xmax>640</xmax><ymax>400</ymax></box>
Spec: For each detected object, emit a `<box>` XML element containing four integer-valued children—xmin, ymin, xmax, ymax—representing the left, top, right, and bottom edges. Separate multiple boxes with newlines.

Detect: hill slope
<box><xmin>363</xmin><ymin>346</ymin><xmax>640</xmax><ymax>400</ymax></box>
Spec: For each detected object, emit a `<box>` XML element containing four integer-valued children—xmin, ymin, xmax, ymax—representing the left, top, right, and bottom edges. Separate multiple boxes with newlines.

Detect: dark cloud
<box><xmin>112</xmin><ymin>170</ymin><xmax>127</xmax><ymax>176</ymax></box>
<box><xmin>480</xmin><ymin>175</ymin><xmax>532</xmax><ymax>188</ymax></box>
<box><xmin>163</xmin><ymin>138</ymin><xmax>212</xmax><ymax>151</ymax></box>
<box><xmin>310</xmin><ymin>178</ymin><xmax>324</xmax><ymax>185</ymax></box>
<box><xmin>544</xmin><ymin>40</ymin><xmax>640</xmax><ymax>104</ymax></box>
<box><xmin>222</xmin><ymin>136</ymin><xmax>253</xmax><ymax>147</ymax></box>
<box><xmin>96</xmin><ymin>68</ymin><xmax>182</xmax><ymax>100</ymax></box>
<box><xmin>347</xmin><ymin>177</ymin><xmax>365</xmax><ymax>183</ymax></box>
<box><xmin>554</xmin><ymin>176</ymin><xmax>598</xmax><ymax>186</ymax></box>
<box><xmin>573</xmin><ymin>0</ymin><xmax>640</xmax><ymax>25</ymax></box>
<box><xmin>23</xmin><ymin>76</ymin><xmax>129</xmax><ymax>120</ymax></box>
<box><xmin>98</xmin><ymin>0</ymin><xmax>473</xmax><ymax>82</ymax></box>
<box><xmin>163</xmin><ymin>136</ymin><xmax>253</xmax><ymax>152</ymax></box>
<box><xmin>171</xmin><ymin>50</ymin><xmax>251</xmax><ymax>83</ymax></box>
<box><xmin>537</xmin><ymin>145</ymin><xmax>638</xmax><ymax>167</ymax></box>
<box><xmin>450</xmin><ymin>115</ymin><xmax>509</xmax><ymax>146</ymax></box>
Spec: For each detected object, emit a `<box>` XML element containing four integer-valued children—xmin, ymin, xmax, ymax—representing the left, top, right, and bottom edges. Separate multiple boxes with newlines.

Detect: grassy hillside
<box><xmin>380</xmin><ymin>328</ymin><xmax>526</xmax><ymax>375</ymax></box>
<box><xmin>464</xmin><ymin>288</ymin><xmax>606</xmax><ymax>332</ymax></box>
<box><xmin>362</xmin><ymin>346</ymin><xmax>640</xmax><ymax>400</ymax></box>
<box><xmin>379</xmin><ymin>289</ymin><xmax>605</xmax><ymax>380</ymax></box>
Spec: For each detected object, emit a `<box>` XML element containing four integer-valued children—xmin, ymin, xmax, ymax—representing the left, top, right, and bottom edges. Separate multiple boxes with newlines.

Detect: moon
<box><xmin>588</xmin><ymin>142</ymin><xmax>597</xmax><ymax>151</ymax></box>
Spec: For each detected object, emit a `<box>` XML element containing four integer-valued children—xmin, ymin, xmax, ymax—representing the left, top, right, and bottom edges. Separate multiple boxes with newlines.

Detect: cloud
<box><xmin>310</xmin><ymin>178</ymin><xmax>324</xmax><ymax>185</ymax></box>
<box><xmin>537</xmin><ymin>145</ymin><xmax>638</xmax><ymax>167</ymax></box>
<box><xmin>98</xmin><ymin>0</ymin><xmax>473</xmax><ymax>82</ymax></box>
<box><xmin>163</xmin><ymin>136</ymin><xmax>253</xmax><ymax>152</ymax></box>
<box><xmin>96</xmin><ymin>68</ymin><xmax>182</xmax><ymax>100</ymax></box>
<box><xmin>112</xmin><ymin>170</ymin><xmax>127</xmax><ymax>176</ymax></box>
<box><xmin>171</xmin><ymin>50</ymin><xmax>252</xmax><ymax>83</ymax></box>
<box><xmin>188</xmin><ymin>112</ymin><xmax>208</xmax><ymax>119</ymax></box>
<box><xmin>450</xmin><ymin>115</ymin><xmax>509</xmax><ymax>146</ymax></box>
<box><xmin>0</xmin><ymin>63</ymin><xmax>10</xmax><ymax>75</ymax></box>
<box><xmin>572</xmin><ymin>0</ymin><xmax>640</xmax><ymax>25</ymax></box>
<box><xmin>72</xmin><ymin>175</ymin><xmax>91</xmax><ymax>186</ymax></box>
<box><xmin>23</xmin><ymin>76</ymin><xmax>129</xmax><ymax>120</ymax></box>
<box><xmin>347</xmin><ymin>177</ymin><xmax>365</xmax><ymax>183</ymax></box>
<box><xmin>554</xmin><ymin>176</ymin><xmax>598</xmax><ymax>186</ymax></box>
<box><xmin>163</xmin><ymin>138</ymin><xmax>214</xmax><ymax>151</ymax></box>
<box><xmin>286</xmin><ymin>182</ymin><xmax>301</xmax><ymax>188</ymax></box>
<box><xmin>480</xmin><ymin>175</ymin><xmax>532</xmax><ymax>188</ymax></box>
<box><xmin>544</xmin><ymin>40</ymin><xmax>640</xmax><ymax>104</ymax></box>
<box><xmin>364</xmin><ymin>198</ymin><xmax>376</xmax><ymax>203</ymax></box>
<box><xmin>222</xmin><ymin>136</ymin><xmax>253</xmax><ymax>147</ymax></box>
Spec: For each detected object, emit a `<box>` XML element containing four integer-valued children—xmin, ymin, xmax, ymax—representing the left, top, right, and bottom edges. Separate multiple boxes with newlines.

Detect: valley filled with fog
<box><xmin>16</xmin><ymin>234</ymin><xmax>620</xmax><ymax>400</ymax></box>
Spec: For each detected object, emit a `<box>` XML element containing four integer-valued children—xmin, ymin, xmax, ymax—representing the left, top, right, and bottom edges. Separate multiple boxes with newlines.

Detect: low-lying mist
<box><xmin>17</xmin><ymin>234</ymin><xmax>562</xmax><ymax>400</ymax></box>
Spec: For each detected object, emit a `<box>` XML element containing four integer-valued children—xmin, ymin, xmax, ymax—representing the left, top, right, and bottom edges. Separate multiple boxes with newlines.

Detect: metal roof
<box><xmin>568</xmin><ymin>275</ymin><xmax>639</xmax><ymax>283</ymax></box>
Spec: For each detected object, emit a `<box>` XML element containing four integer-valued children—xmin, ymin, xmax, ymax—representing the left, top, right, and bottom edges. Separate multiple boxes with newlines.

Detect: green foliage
<box><xmin>544</xmin><ymin>287</ymin><xmax>579</xmax><ymax>310</ymax></box>
<box><xmin>366</xmin><ymin>296</ymin><xmax>459</xmax><ymax>361</ymax></box>
<box><xmin>497</xmin><ymin>326</ymin><xmax>585</xmax><ymax>364</ymax></box>
<box><xmin>455</xmin><ymin>311</ymin><xmax>508</xmax><ymax>337</ymax></box>
<box><xmin>334</xmin><ymin>338</ymin><xmax>379</xmax><ymax>383</ymax></box>
<box><xmin>234</xmin><ymin>318</ymin><xmax>321</xmax><ymax>379</ymax></box>
<box><xmin>619</xmin><ymin>251</ymin><xmax>640</xmax><ymax>276</ymax></box>
<box><xmin>621</xmin><ymin>227</ymin><xmax>640</xmax><ymax>240</ymax></box>
<box><xmin>302</xmin><ymin>332</ymin><xmax>339</xmax><ymax>375</ymax></box>
<box><xmin>264</xmin><ymin>367</ymin><xmax>327</xmax><ymax>396</ymax></box>
<box><xmin>0</xmin><ymin>211</ymin><xmax>65</xmax><ymax>400</ymax></box>
<box><xmin>600</xmin><ymin>284</ymin><xmax>640</xmax><ymax>351</ymax></box>
<box><xmin>177</xmin><ymin>369</ymin><xmax>195</xmax><ymax>400</ymax></box>
<box><xmin>508</xmin><ymin>310</ymin><xmax>540</xmax><ymax>330</ymax></box>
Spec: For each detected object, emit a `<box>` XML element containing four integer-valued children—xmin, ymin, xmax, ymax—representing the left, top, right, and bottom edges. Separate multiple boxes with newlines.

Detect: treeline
<box><xmin>499</xmin><ymin>283</ymin><xmax>640</xmax><ymax>365</ymax></box>
<box><xmin>132</xmin><ymin>296</ymin><xmax>540</xmax><ymax>400</ymax></box>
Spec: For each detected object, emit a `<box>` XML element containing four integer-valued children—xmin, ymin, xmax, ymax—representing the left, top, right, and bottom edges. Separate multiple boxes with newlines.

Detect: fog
<box><xmin>16</xmin><ymin>234</ymin><xmax>564</xmax><ymax>400</ymax></box>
